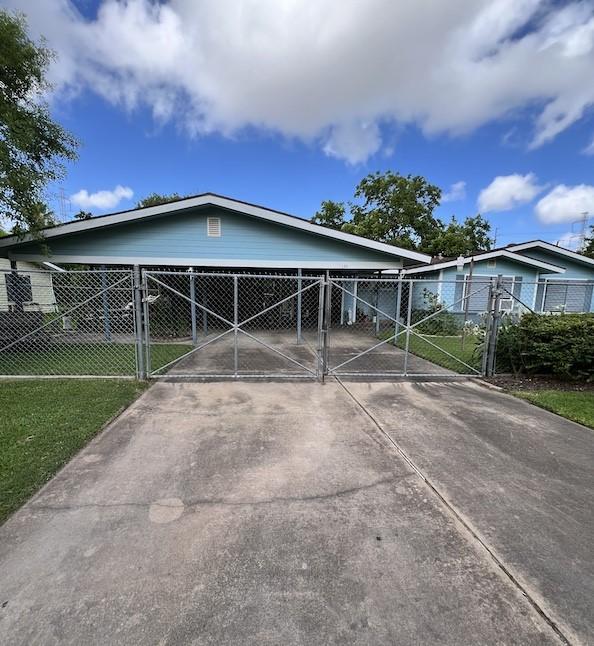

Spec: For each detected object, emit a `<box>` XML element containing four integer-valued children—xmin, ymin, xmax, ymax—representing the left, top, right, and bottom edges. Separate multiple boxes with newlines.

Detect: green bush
<box><xmin>496</xmin><ymin>313</ymin><xmax>594</xmax><ymax>380</ymax></box>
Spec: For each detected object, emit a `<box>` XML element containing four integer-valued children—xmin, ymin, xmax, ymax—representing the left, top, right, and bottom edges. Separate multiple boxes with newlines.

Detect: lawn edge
<box><xmin>511</xmin><ymin>390</ymin><xmax>594</xmax><ymax>432</ymax></box>
<box><xmin>0</xmin><ymin>379</ymin><xmax>151</xmax><ymax>526</ymax></box>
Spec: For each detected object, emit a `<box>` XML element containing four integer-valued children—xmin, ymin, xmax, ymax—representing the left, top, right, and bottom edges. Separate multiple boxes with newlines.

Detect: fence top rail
<box><xmin>0</xmin><ymin>268</ymin><xmax>133</xmax><ymax>275</ymax></box>
<box><xmin>144</xmin><ymin>270</ymin><xmax>325</xmax><ymax>280</ymax></box>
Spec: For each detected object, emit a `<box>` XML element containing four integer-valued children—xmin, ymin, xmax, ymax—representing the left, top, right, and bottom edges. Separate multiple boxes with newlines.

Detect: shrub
<box><xmin>496</xmin><ymin>313</ymin><xmax>594</xmax><ymax>380</ymax></box>
<box><xmin>412</xmin><ymin>288</ymin><xmax>461</xmax><ymax>335</ymax></box>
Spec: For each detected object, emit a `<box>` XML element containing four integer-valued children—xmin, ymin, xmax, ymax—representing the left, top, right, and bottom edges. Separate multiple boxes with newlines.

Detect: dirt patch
<box><xmin>484</xmin><ymin>375</ymin><xmax>594</xmax><ymax>392</ymax></box>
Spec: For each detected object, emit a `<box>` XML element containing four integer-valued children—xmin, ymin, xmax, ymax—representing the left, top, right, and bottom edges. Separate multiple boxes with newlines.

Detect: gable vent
<box><xmin>207</xmin><ymin>217</ymin><xmax>221</xmax><ymax>237</ymax></box>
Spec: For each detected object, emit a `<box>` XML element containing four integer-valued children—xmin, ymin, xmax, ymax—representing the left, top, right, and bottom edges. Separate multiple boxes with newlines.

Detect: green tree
<box><xmin>74</xmin><ymin>210</ymin><xmax>92</xmax><ymax>220</ymax></box>
<box><xmin>0</xmin><ymin>11</ymin><xmax>78</xmax><ymax>236</ymax></box>
<box><xmin>343</xmin><ymin>171</ymin><xmax>442</xmax><ymax>250</ymax></box>
<box><xmin>582</xmin><ymin>225</ymin><xmax>594</xmax><ymax>259</ymax></box>
<box><xmin>424</xmin><ymin>214</ymin><xmax>492</xmax><ymax>257</ymax></box>
<box><xmin>136</xmin><ymin>192</ymin><xmax>186</xmax><ymax>208</ymax></box>
<box><xmin>311</xmin><ymin>200</ymin><xmax>346</xmax><ymax>230</ymax></box>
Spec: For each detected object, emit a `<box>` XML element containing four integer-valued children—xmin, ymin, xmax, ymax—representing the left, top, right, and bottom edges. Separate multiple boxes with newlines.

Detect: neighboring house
<box><xmin>506</xmin><ymin>240</ymin><xmax>594</xmax><ymax>313</ymax></box>
<box><xmin>0</xmin><ymin>259</ymin><xmax>57</xmax><ymax>314</ymax></box>
<box><xmin>397</xmin><ymin>241</ymin><xmax>594</xmax><ymax>320</ymax></box>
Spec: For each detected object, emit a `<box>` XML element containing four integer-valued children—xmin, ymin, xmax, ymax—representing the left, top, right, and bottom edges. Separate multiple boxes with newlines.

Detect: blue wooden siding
<box><xmin>513</xmin><ymin>248</ymin><xmax>594</xmax><ymax>280</ymax></box>
<box><xmin>408</xmin><ymin>259</ymin><xmax>541</xmax><ymax>319</ymax></box>
<box><xmin>13</xmin><ymin>207</ymin><xmax>401</xmax><ymax>267</ymax></box>
<box><xmin>513</xmin><ymin>249</ymin><xmax>594</xmax><ymax>312</ymax></box>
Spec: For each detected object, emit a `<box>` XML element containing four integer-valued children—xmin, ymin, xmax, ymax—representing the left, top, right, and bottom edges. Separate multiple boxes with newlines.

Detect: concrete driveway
<box><xmin>0</xmin><ymin>380</ymin><xmax>589</xmax><ymax>645</ymax></box>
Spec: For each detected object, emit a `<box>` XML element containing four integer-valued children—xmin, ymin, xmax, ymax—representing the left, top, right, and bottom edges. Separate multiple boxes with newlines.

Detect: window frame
<box><xmin>462</xmin><ymin>273</ymin><xmax>515</xmax><ymax>312</ymax></box>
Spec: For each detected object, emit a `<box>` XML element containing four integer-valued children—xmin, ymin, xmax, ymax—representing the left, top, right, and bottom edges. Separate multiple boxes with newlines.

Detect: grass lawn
<box><xmin>0</xmin><ymin>379</ymin><xmax>149</xmax><ymax>524</ymax></box>
<box><xmin>0</xmin><ymin>343</ymin><xmax>192</xmax><ymax>376</ymax></box>
<box><xmin>393</xmin><ymin>333</ymin><xmax>481</xmax><ymax>373</ymax></box>
<box><xmin>513</xmin><ymin>390</ymin><xmax>594</xmax><ymax>429</ymax></box>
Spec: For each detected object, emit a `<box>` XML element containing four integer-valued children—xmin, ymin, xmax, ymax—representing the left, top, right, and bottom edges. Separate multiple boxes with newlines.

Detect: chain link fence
<box><xmin>1</xmin><ymin>268</ymin><xmax>592</xmax><ymax>380</ymax></box>
<box><xmin>0</xmin><ymin>268</ymin><xmax>137</xmax><ymax>377</ymax></box>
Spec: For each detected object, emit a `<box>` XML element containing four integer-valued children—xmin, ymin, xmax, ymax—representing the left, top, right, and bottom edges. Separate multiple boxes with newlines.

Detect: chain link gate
<box><xmin>323</xmin><ymin>276</ymin><xmax>494</xmax><ymax>378</ymax></box>
<box><xmin>142</xmin><ymin>271</ymin><xmax>325</xmax><ymax>379</ymax></box>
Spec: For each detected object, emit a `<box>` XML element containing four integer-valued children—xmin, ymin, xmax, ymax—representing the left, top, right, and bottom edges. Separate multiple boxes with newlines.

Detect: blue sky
<box><xmin>5</xmin><ymin>0</ymin><xmax>594</xmax><ymax>249</ymax></box>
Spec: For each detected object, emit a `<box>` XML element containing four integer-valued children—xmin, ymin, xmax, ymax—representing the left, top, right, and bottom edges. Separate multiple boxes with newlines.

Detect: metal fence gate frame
<box><xmin>141</xmin><ymin>270</ymin><xmax>325</xmax><ymax>380</ymax></box>
<box><xmin>323</xmin><ymin>276</ymin><xmax>493</xmax><ymax>379</ymax></box>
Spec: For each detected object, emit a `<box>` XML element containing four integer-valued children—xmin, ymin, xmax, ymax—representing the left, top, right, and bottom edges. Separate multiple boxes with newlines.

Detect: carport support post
<box><xmin>296</xmin><ymin>268</ymin><xmax>302</xmax><ymax>344</ymax></box>
<box><xmin>402</xmin><ymin>280</ymin><xmax>413</xmax><ymax>376</ymax></box>
<box><xmin>189</xmin><ymin>269</ymin><xmax>197</xmax><ymax>345</ymax></box>
<box><xmin>394</xmin><ymin>279</ymin><xmax>402</xmax><ymax>339</ymax></box>
<box><xmin>100</xmin><ymin>265</ymin><xmax>112</xmax><ymax>342</ymax></box>
<box><xmin>133</xmin><ymin>265</ymin><xmax>146</xmax><ymax>380</ymax></box>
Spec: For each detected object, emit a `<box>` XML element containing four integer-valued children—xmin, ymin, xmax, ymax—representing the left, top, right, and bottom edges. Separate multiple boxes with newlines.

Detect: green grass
<box><xmin>392</xmin><ymin>333</ymin><xmax>481</xmax><ymax>373</ymax></box>
<box><xmin>0</xmin><ymin>379</ymin><xmax>149</xmax><ymax>524</ymax></box>
<box><xmin>0</xmin><ymin>343</ymin><xmax>192</xmax><ymax>376</ymax></box>
<box><xmin>513</xmin><ymin>390</ymin><xmax>594</xmax><ymax>429</ymax></box>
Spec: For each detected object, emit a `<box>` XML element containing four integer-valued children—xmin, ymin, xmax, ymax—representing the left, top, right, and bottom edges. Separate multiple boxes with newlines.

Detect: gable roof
<box><xmin>0</xmin><ymin>192</ymin><xmax>431</xmax><ymax>265</ymax></box>
<box><xmin>396</xmin><ymin>248</ymin><xmax>565</xmax><ymax>275</ymax></box>
<box><xmin>507</xmin><ymin>240</ymin><xmax>594</xmax><ymax>267</ymax></box>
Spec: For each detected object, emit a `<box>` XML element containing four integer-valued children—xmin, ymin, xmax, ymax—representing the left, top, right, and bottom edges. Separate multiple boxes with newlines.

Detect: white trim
<box><xmin>508</xmin><ymin>240</ymin><xmax>594</xmax><ymax>267</ymax></box>
<box><xmin>0</xmin><ymin>193</ymin><xmax>430</xmax><ymax>264</ymax></box>
<box><xmin>397</xmin><ymin>249</ymin><xmax>565</xmax><ymax>275</ymax></box>
<box><xmin>437</xmin><ymin>269</ymin><xmax>443</xmax><ymax>300</ymax></box>
<box><xmin>7</xmin><ymin>253</ymin><xmax>402</xmax><ymax>270</ymax></box>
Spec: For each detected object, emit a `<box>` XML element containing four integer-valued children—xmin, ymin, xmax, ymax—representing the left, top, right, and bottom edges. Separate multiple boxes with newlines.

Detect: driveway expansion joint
<box><xmin>336</xmin><ymin>376</ymin><xmax>573</xmax><ymax>646</ymax></box>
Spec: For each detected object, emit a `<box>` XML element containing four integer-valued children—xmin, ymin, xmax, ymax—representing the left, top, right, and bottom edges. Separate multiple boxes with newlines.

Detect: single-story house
<box><xmin>398</xmin><ymin>241</ymin><xmax>594</xmax><ymax>318</ymax></box>
<box><xmin>0</xmin><ymin>193</ymin><xmax>429</xmax><ymax>273</ymax></box>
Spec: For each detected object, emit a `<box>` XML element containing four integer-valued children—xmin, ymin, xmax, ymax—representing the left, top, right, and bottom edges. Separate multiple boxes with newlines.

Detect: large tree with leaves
<box><xmin>0</xmin><ymin>11</ymin><xmax>78</xmax><ymax>236</ymax></box>
<box><xmin>423</xmin><ymin>214</ymin><xmax>492</xmax><ymax>257</ymax></box>
<box><xmin>136</xmin><ymin>192</ymin><xmax>188</xmax><ymax>208</ymax></box>
<box><xmin>311</xmin><ymin>171</ymin><xmax>491</xmax><ymax>256</ymax></box>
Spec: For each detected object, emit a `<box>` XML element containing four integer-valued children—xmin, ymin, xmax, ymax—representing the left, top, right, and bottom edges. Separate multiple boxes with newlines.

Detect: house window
<box><xmin>6</xmin><ymin>273</ymin><xmax>32</xmax><ymax>304</ymax></box>
<box><xmin>541</xmin><ymin>280</ymin><xmax>592</xmax><ymax>313</ymax></box>
<box><xmin>487</xmin><ymin>259</ymin><xmax>496</xmax><ymax>269</ymax></box>
<box><xmin>462</xmin><ymin>275</ymin><xmax>514</xmax><ymax>312</ymax></box>
<box><xmin>207</xmin><ymin>217</ymin><xmax>221</xmax><ymax>237</ymax></box>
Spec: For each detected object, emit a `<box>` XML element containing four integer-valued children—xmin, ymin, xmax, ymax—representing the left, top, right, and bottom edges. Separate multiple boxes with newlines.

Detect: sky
<box><xmin>4</xmin><ymin>0</ymin><xmax>594</xmax><ymax>249</ymax></box>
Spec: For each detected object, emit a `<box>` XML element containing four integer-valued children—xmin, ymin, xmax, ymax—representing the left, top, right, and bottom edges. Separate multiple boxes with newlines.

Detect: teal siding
<box><xmin>514</xmin><ymin>249</ymin><xmax>594</xmax><ymax>312</ymax></box>
<box><xmin>408</xmin><ymin>260</ymin><xmax>541</xmax><ymax>316</ymax></box>
<box><xmin>513</xmin><ymin>248</ymin><xmax>594</xmax><ymax>280</ymax></box>
<box><xmin>13</xmin><ymin>207</ymin><xmax>401</xmax><ymax>267</ymax></box>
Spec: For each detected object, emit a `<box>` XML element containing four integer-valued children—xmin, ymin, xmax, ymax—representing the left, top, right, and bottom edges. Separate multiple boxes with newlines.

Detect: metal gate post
<box><xmin>233</xmin><ymin>275</ymin><xmax>239</xmax><ymax>377</ymax></box>
<box><xmin>141</xmin><ymin>269</ymin><xmax>152</xmax><ymax>377</ymax></box>
<box><xmin>189</xmin><ymin>269</ymin><xmax>197</xmax><ymax>345</ymax></box>
<box><xmin>321</xmin><ymin>271</ymin><xmax>332</xmax><ymax>382</ymax></box>
<box><xmin>133</xmin><ymin>265</ymin><xmax>146</xmax><ymax>380</ymax></box>
<box><xmin>402</xmin><ymin>280</ymin><xmax>413</xmax><ymax>376</ymax></box>
<box><xmin>296</xmin><ymin>268</ymin><xmax>302</xmax><ymax>344</ymax></box>
<box><xmin>485</xmin><ymin>276</ymin><xmax>503</xmax><ymax>377</ymax></box>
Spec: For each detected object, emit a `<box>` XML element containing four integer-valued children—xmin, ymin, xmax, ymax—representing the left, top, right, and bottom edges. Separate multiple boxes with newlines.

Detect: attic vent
<box><xmin>487</xmin><ymin>259</ymin><xmax>496</xmax><ymax>268</ymax></box>
<box><xmin>207</xmin><ymin>217</ymin><xmax>221</xmax><ymax>237</ymax></box>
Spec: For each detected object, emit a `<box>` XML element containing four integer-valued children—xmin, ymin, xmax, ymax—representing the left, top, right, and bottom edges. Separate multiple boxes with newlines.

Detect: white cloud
<box><xmin>583</xmin><ymin>136</ymin><xmax>594</xmax><ymax>155</ymax></box>
<box><xmin>6</xmin><ymin>0</ymin><xmax>594</xmax><ymax>162</ymax></box>
<box><xmin>555</xmin><ymin>231</ymin><xmax>582</xmax><ymax>250</ymax></box>
<box><xmin>477</xmin><ymin>173</ymin><xmax>542</xmax><ymax>212</ymax></box>
<box><xmin>442</xmin><ymin>181</ymin><xmax>466</xmax><ymax>203</ymax></box>
<box><xmin>70</xmin><ymin>185</ymin><xmax>134</xmax><ymax>210</ymax></box>
<box><xmin>535</xmin><ymin>184</ymin><xmax>594</xmax><ymax>224</ymax></box>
